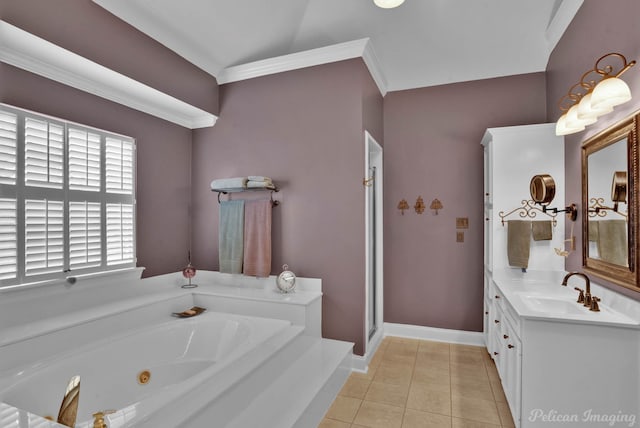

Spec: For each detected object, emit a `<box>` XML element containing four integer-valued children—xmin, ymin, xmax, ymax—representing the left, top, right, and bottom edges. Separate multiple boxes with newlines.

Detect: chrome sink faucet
<box><xmin>561</xmin><ymin>272</ymin><xmax>592</xmax><ymax>307</ymax></box>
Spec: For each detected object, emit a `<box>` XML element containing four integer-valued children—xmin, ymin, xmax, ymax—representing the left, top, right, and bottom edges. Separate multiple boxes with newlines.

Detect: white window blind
<box><xmin>0</xmin><ymin>104</ymin><xmax>136</xmax><ymax>287</ymax></box>
<box><xmin>25</xmin><ymin>118</ymin><xmax>64</xmax><ymax>188</ymax></box>
<box><xmin>69</xmin><ymin>201</ymin><xmax>101</xmax><ymax>269</ymax></box>
<box><xmin>106</xmin><ymin>203</ymin><xmax>134</xmax><ymax>265</ymax></box>
<box><xmin>25</xmin><ymin>199</ymin><xmax>64</xmax><ymax>275</ymax></box>
<box><xmin>106</xmin><ymin>137</ymin><xmax>134</xmax><ymax>194</ymax></box>
<box><xmin>68</xmin><ymin>128</ymin><xmax>101</xmax><ymax>191</ymax></box>
<box><xmin>0</xmin><ymin>111</ymin><xmax>17</xmax><ymax>185</ymax></box>
<box><xmin>0</xmin><ymin>198</ymin><xmax>17</xmax><ymax>280</ymax></box>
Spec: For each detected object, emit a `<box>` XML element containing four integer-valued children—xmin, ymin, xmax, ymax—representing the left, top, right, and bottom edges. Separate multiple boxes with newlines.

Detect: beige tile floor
<box><xmin>320</xmin><ymin>336</ymin><xmax>515</xmax><ymax>428</ymax></box>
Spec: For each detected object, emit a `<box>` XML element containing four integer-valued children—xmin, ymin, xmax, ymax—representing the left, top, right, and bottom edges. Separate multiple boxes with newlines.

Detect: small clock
<box><xmin>276</xmin><ymin>264</ymin><xmax>296</xmax><ymax>293</ymax></box>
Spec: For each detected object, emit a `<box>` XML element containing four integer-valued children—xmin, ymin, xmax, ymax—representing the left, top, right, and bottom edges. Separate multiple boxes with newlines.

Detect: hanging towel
<box><xmin>243</xmin><ymin>199</ymin><xmax>272</xmax><ymax>277</ymax></box>
<box><xmin>596</xmin><ymin>220</ymin><xmax>628</xmax><ymax>266</ymax></box>
<box><xmin>532</xmin><ymin>221</ymin><xmax>553</xmax><ymax>241</ymax></box>
<box><xmin>219</xmin><ymin>200</ymin><xmax>245</xmax><ymax>273</ymax></box>
<box><xmin>588</xmin><ymin>221</ymin><xmax>599</xmax><ymax>242</ymax></box>
<box><xmin>507</xmin><ymin>220</ymin><xmax>531</xmax><ymax>269</ymax></box>
<box><xmin>211</xmin><ymin>177</ymin><xmax>248</xmax><ymax>190</ymax></box>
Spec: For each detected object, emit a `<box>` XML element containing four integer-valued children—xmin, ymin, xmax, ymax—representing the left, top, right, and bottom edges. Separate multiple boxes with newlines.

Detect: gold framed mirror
<box><xmin>581</xmin><ymin>112</ymin><xmax>639</xmax><ymax>290</ymax></box>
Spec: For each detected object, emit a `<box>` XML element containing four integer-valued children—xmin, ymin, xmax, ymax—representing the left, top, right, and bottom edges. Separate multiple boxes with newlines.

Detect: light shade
<box><xmin>577</xmin><ymin>92</ymin><xmax>613</xmax><ymax>120</ymax></box>
<box><xmin>591</xmin><ymin>77</ymin><xmax>632</xmax><ymax>109</ymax></box>
<box><xmin>374</xmin><ymin>0</ymin><xmax>405</xmax><ymax>8</ymax></box>
<box><xmin>565</xmin><ymin>104</ymin><xmax>596</xmax><ymax>129</ymax></box>
<box><xmin>555</xmin><ymin>113</ymin><xmax>585</xmax><ymax>136</ymax></box>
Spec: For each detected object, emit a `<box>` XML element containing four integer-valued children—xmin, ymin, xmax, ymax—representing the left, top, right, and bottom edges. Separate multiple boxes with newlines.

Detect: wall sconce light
<box><xmin>414</xmin><ymin>196</ymin><xmax>425</xmax><ymax>214</ymax></box>
<box><xmin>429</xmin><ymin>198</ymin><xmax>443</xmax><ymax>215</ymax></box>
<box><xmin>398</xmin><ymin>199</ymin><xmax>409</xmax><ymax>215</ymax></box>
<box><xmin>556</xmin><ymin>53</ymin><xmax>636</xmax><ymax>136</ymax></box>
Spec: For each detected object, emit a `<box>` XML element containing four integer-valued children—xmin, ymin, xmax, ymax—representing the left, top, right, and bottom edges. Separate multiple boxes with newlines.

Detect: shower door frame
<box><xmin>364</xmin><ymin>131</ymin><xmax>383</xmax><ymax>356</ymax></box>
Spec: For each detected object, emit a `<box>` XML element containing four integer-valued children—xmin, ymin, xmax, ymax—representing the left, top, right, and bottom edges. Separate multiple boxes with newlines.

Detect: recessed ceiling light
<box><xmin>374</xmin><ymin>0</ymin><xmax>405</xmax><ymax>9</ymax></box>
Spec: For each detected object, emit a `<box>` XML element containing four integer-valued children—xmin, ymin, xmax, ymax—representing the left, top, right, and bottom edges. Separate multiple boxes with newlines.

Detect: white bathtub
<box><xmin>0</xmin><ymin>310</ymin><xmax>293</xmax><ymax>427</ymax></box>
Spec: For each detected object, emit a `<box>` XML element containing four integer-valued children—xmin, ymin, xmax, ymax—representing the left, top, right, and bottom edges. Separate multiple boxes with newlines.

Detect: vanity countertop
<box><xmin>490</xmin><ymin>269</ymin><xmax>640</xmax><ymax>329</ymax></box>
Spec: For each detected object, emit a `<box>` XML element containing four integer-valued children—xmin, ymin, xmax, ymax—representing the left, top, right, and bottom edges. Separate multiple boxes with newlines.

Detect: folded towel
<box><xmin>532</xmin><ymin>221</ymin><xmax>553</xmax><ymax>241</ymax></box>
<box><xmin>248</xmin><ymin>176</ymin><xmax>272</xmax><ymax>182</ymax></box>
<box><xmin>596</xmin><ymin>220</ymin><xmax>628</xmax><ymax>266</ymax></box>
<box><xmin>211</xmin><ymin>177</ymin><xmax>247</xmax><ymax>190</ymax></box>
<box><xmin>247</xmin><ymin>180</ymin><xmax>274</xmax><ymax>189</ymax></box>
<box><xmin>243</xmin><ymin>199</ymin><xmax>272</xmax><ymax>277</ymax></box>
<box><xmin>219</xmin><ymin>200</ymin><xmax>245</xmax><ymax>273</ymax></box>
<box><xmin>507</xmin><ymin>220</ymin><xmax>531</xmax><ymax>269</ymax></box>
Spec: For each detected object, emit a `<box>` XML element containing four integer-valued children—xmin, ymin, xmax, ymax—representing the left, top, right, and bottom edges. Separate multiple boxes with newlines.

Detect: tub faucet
<box><xmin>561</xmin><ymin>272</ymin><xmax>591</xmax><ymax>307</ymax></box>
<box><xmin>92</xmin><ymin>410</ymin><xmax>114</xmax><ymax>428</ymax></box>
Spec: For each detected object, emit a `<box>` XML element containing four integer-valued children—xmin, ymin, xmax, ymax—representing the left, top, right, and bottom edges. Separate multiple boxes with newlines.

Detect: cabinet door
<box><xmin>502</xmin><ymin>320</ymin><xmax>521</xmax><ymax>426</ymax></box>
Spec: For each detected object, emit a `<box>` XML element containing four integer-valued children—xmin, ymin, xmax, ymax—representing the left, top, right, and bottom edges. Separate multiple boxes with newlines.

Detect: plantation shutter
<box><xmin>0</xmin><ymin>198</ymin><xmax>17</xmax><ymax>280</ymax></box>
<box><xmin>0</xmin><ymin>110</ymin><xmax>17</xmax><ymax>185</ymax></box>
<box><xmin>106</xmin><ymin>137</ymin><xmax>134</xmax><ymax>194</ymax></box>
<box><xmin>106</xmin><ymin>203</ymin><xmax>134</xmax><ymax>265</ymax></box>
<box><xmin>24</xmin><ymin>199</ymin><xmax>64</xmax><ymax>275</ymax></box>
<box><xmin>69</xmin><ymin>201</ymin><xmax>102</xmax><ymax>269</ymax></box>
<box><xmin>0</xmin><ymin>104</ymin><xmax>136</xmax><ymax>287</ymax></box>
<box><xmin>24</xmin><ymin>118</ymin><xmax>64</xmax><ymax>188</ymax></box>
<box><xmin>68</xmin><ymin>128</ymin><xmax>101</xmax><ymax>191</ymax></box>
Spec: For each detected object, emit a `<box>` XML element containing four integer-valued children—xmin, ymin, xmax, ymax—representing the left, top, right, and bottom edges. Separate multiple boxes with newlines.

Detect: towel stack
<box><xmin>210</xmin><ymin>177</ymin><xmax>248</xmax><ymax>190</ymax></box>
<box><xmin>247</xmin><ymin>176</ymin><xmax>274</xmax><ymax>189</ymax></box>
<box><xmin>210</xmin><ymin>176</ymin><xmax>275</xmax><ymax>191</ymax></box>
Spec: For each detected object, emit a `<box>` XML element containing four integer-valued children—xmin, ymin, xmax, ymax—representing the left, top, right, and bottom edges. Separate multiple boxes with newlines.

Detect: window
<box><xmin>0</xmin><ymin>104</ymin><xmax>136</xmax><ymax>287</ymax></box>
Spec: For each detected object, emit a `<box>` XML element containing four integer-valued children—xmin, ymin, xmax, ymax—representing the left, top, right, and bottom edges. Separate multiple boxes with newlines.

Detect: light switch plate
<box><xmin>456</xmin><ymin>217</ymin><xmax>469</xmax><ymax>229</ymax></box>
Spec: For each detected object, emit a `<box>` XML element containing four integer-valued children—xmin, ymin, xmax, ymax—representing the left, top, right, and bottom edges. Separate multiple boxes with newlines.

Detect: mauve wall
<box><xmin>191</xmin><ymin>59</ymin><xmax>382</xmax><ymax>355</ymax></box>
<box><xmin>383</xmin><ymin>73</ymin><xmax>547</xmax><ymax>331</ymax></box>
<box><xmin>0</xmin><ymin>1</ymin><xmax>220</xmax><ymax>277</ymax></box>
<box><xmin>546</xmin><ymin>0</ymin><xmax>640</xmax><ymax>300</ymax></box>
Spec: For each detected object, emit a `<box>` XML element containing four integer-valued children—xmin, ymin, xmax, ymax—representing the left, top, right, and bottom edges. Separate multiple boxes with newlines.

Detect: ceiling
<box><xmin>93</xmin><ymin>0</ymin><xmax>583</xmax><ymax>93</ymax></box>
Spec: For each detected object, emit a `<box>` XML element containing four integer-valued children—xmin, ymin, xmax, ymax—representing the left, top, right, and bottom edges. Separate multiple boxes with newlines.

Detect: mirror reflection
<box><xmin>581</xmin><ymin>112</ymin><xmax>639</xmax><ymax>291</ymax></box>
<box><xmin>586</xmin><ymin>137</ymin><xmax>628</xmax><ymax>266</ymax></box>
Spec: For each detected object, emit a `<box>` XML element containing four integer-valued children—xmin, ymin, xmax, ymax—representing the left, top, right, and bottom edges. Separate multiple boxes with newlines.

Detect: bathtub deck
<box><xmin>226</xmin><ymin>337</ymin><xmax>353</xmax><ymax>428</ymax></box>
<box><xmin>184</xmin><ymin>335</ymin><xmax>353</xmax><ymax>428</ymax></box>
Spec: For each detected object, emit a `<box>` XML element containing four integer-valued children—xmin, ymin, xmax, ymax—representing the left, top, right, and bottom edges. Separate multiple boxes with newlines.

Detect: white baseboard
<box><xmin>383</xmin><ymin>322</ymin><xmax>485</xmax><ymax>347</ymax></box>
<box><xmin>351</xmin><ymin>328</ymin><xmax>384</xmax><ymax>373</ymax></box>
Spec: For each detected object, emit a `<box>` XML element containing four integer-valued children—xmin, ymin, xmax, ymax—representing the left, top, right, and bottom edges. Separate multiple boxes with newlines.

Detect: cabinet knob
<box><xmin>494</xmin><ymin>295</ymin><xmax>500</xmax><ymax>299</ymax></box>
<box><xmin>494</xmin><ymin>319</ymin><xmax>500</xmax><ymax>324</ymax></box>
<box><xmin>508</xmin><ymin>344</ymin><xmax>515</xmax><ymax>349</ymax></box>
<box><xmin>503</xmin><ymin>334</ymin><xmax>509</xmax><ymax>339</ymax></box>
<box><xmin>485</xmin><ymin>193</ymin><xmax>490</xmax><ymax>196</ymax></box>
<box><xmin>485</xmin><ymin>311</ymin><xmax>489</xmax><ymax>315</ymax></box>
<box><xmin>493</xmin><ymin>351</ymin><xmax>499</xmax><ymax>356</ymax></box>
<box><xmin>485</xmin><ymin>218</ymin><xmax>490</xmax><ymax>221</ymax></box>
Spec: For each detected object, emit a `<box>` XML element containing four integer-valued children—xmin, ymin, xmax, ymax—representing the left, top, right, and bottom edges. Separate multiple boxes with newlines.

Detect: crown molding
<box><xmin>218</xmin><ymin>38</ymin><xmax>388</xmax><ymax>96</ymax></box>
<box><xmin>546</xmin><ymin>0</ymin><xmax>584</xmax><ymax>51</ymax></box>
<box><xmin>0</xmin><ymin>20</ymin><xmax>217</xmax><ymax>129</ymax></box>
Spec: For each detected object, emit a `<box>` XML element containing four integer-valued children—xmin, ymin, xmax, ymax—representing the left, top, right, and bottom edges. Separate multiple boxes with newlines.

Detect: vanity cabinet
<box><xmin>482</xmin><ymin>124</ymin><xmax>640</xmax><ymax>427</ymax></box>
<box><xmin>487</xmin><ymin>275</ymin><xmax>640</xmax><ymax>428</ymax></box>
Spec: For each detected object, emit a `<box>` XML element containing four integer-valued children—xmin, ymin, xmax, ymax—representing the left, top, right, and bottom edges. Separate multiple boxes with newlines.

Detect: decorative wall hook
<box><xmin>414</xmin><ymin>196</ymin><xmax>425</xmax><ymax>214</ymax></box>
<box><xmin>430</xmin><ymin>198</ymin><xmax>443</xmax><ymax>215</ymax></box>
<box><xmin>397</xmin><ymin>199</ymin><xmax>409</xmax><ymax>215</ymax></box>
<box><xmin>363</xmin><ymin>176</ymin><xmax>375</xmax><ymax>187</ymax></box>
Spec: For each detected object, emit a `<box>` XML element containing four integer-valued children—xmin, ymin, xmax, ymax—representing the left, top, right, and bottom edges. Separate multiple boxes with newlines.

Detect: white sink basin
<box><xmin>517</xmin><ymin>295</ymin><xmax>586</xmax><ymax>315</ymax></box>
